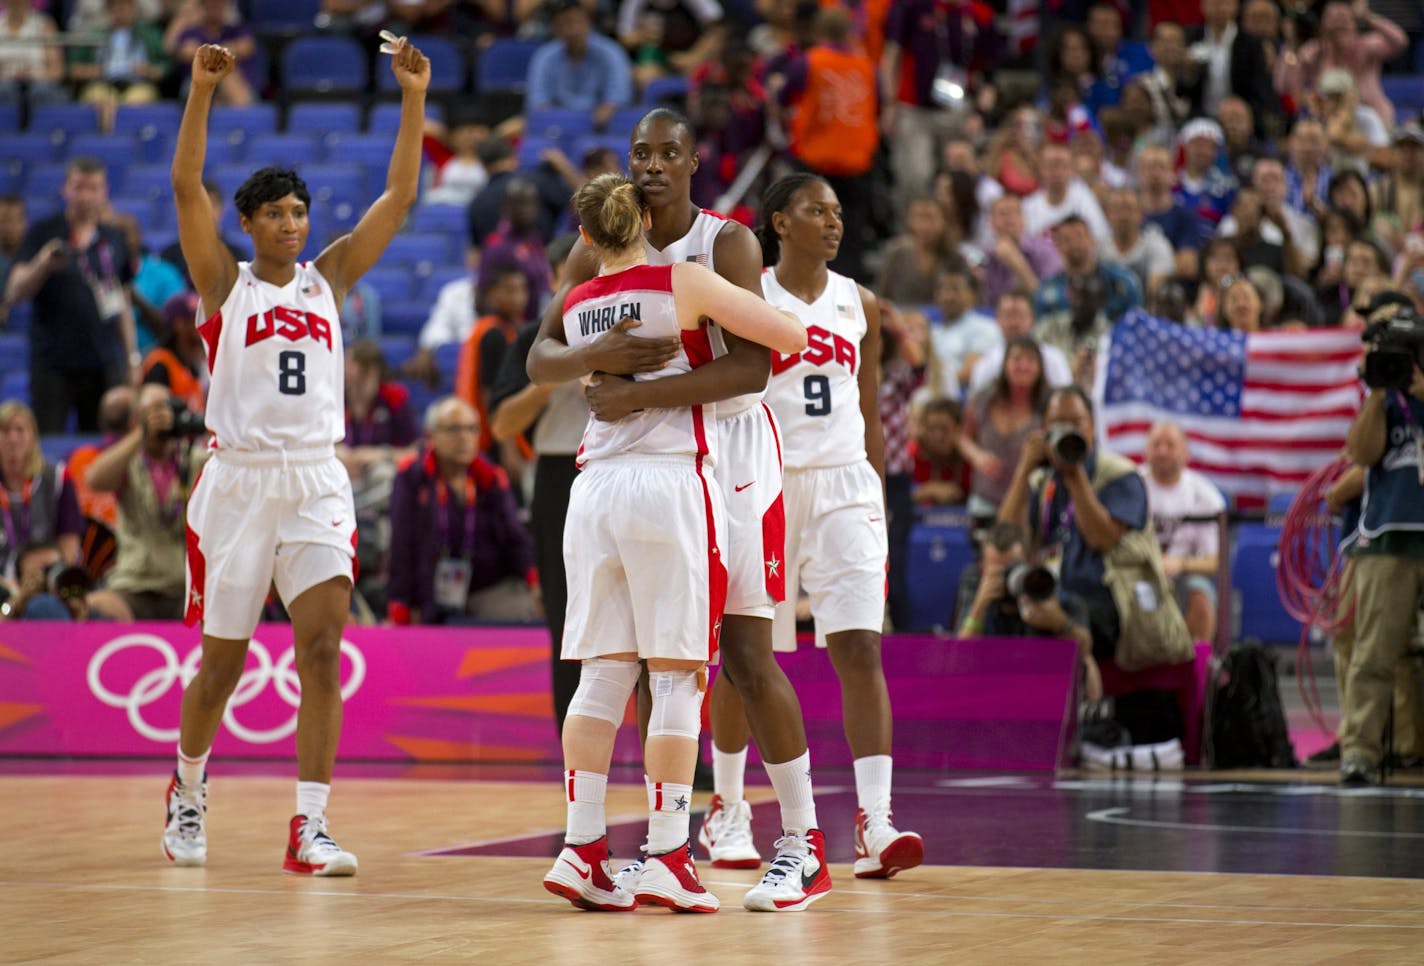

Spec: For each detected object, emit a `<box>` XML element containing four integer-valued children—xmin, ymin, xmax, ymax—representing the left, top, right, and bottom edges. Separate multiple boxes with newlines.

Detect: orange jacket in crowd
<box><xmin>788</xmin><ymin>43</ymin><xmax>880</xmax><ymax>178</ymax></box>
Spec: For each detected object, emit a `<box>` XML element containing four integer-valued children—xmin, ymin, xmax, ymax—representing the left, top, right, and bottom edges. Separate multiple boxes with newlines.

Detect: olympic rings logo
<box><xmin>86</xmin><ymin>633</ymin><xmax>366</xmax><ymax>744</ymax></box>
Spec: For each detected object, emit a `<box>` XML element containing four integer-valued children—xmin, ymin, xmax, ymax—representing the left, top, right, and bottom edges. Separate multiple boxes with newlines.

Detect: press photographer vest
<box><xmin>1356</xmin><ymin>393</ymin><xmax>1424</xmax><ymax>544</ymax></box>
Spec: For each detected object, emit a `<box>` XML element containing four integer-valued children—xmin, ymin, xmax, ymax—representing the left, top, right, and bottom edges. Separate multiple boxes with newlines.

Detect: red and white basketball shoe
<box><xmin>635</xmin><ymin>843</ymin><xmax>720</xmax><ymax>913</ymax></box>
<box><xmin>697</xmin><ymin>794</ymin><xmax>761</xmax><ymax>869</ymax></box>
<box><xmin>283</xmin><ymin>814</ymin><xmax>358</xmax><ymax>876</ymax></box>
<box><xmin>742</xmin><ymin>829</ymin><xmax>832</xmax><ymax>912</ymax></box>
<box><xmin>543</xmin><ymin>837</ymin><xmax>637</xmax><ymax>911</ymax></box>
<box><xmin>853</xmin><ymin>803</ymin><xmax>923</xmax><ymax>879</ymax></box>
<box><xmin>161</xmin><ymin>771</ymin><xmax>207</xmax><ymax>866</ymax></box>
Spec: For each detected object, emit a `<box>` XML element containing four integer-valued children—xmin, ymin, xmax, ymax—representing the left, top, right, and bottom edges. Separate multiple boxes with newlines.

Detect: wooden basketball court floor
<box><xmin>3</xmin><ymin>762</ymin><xmax>1423</xmax><ymax>963</ymax></box>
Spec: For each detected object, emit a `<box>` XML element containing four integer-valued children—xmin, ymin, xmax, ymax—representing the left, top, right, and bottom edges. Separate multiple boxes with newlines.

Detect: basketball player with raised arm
<box><xmin>544</xmin><ymin>109</ymin><xmax>834</xmax><ymax>911</ymax></box>
<box><xmin>737</xmin><ymin>174</ymin><xmax>924</xmax><ymax>878</ymax></box>
<box><xmin>160</xmin><ymin>40</ymin><xmax>429</xmax><ymax>874</ymax></box>
<box><xmin>530</xmin><ymin>172</ymin><xmax>806</xmax><ymax>912</ymax></box>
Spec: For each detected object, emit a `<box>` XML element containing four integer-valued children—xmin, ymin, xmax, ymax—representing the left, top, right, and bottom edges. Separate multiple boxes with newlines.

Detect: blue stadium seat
<box><xmin>282</xmin><ymin>35</ymin><xmax>367</xmax><ymax>93</ymax></box>
<box><xmin>363</xmin><ymin>267</ymin><xmax>415</xmax><ymax>303</ymax></box>
<box><xmin>40</xmin><ymin>433</ymin><xmax>103</xmax><ymax>465</ymax></box>
<box><xmin>123</xmin><ymin>164</ymin><xmax>173</xmax><ymax>202</ymax></box>
<box><xmin>66</xmin><ymin>133</ymin><xmax>137</xmax><ymax>191</ymax></box>
<box><xmin>518</xmin><ymin>135</ymin><xmax>558</xmax><ymax>169</ymax></box>
<box><xmin>402</xmin><ymin>377</ymin><xmax>439</xmax><ymax>422</ymax></box>
<box><xmin>383</xmin><ymin>234</ymin><xmax>454</xmax><ymax>273</ymax></box>
<box><xmin>110</xmin><ymin>196</ymin><xmax>159</xmax><ymax>233</ymax></box>
<box><xmin>0</xmin><ymin>334</ymin><xmax>27</xmax><ymax>370</ymax></box>
<box><xmin>244</xmin><ymin>134</ymin><xmax>322</xmax><ymax>168</ymax></box>
<box><xmin>420</xmin><ymin>266</ymin><xmax>470</xmax><ymax>303</ymax></box>
<box><xmin>0</xmin><ymin>166</ymin><xmax>20</xmax><ymax>194</ymax></box>
<box><xmin>0</xmin><ymin>370</ymin><xmax>27</xmax><ymax>404</ymax></box>
<box><xmin>906</xmin><ymin>511</ymin><xmax>974</xmax><ymax>631</ymax></box>
<box><xmin>7</xmin><ymin>133</ymin><xmax>61</xmax><ymax>165</ymax></box>
<box><xmin>433</xmin><ymin>342</ymin><xmax>462</xmax><ymax>388</ymax></box>
<box><xmin>249</xmin><ymin>0</ymin><xmax>320</xmax><ymax>32</ymax></box>
<box><xmin>1382</xmin><ymin>76</ymin><xmax>1423</xmax><ymax>117</ymax></box>
<box><xmin>574</xmin><ymin>135</ymin><xmax>630</xmax><ymax>163</ymax></box>
<box><xmin>287</xmin><ymin>101</ymin><xmax>362</xmax><ymax>138</ymax></box>
<box><xmin>28</xmin><ymin>103</ymin><xmax>99</xmax><ymax>142</ymax></box>
<box><xmin>607</xmin><ymin>107</ymin><xmax>646</xmax><ymax>138</ymax></box>
<box><xmin>0</xmin><ymin>103</ymin><xmax>17</xmax><ymax>132</ymax></box>
<box><xmin>208</xmin><ymin>103</ymin><xmax>279</xmax><ymax>159</ymax></box>
<box><xmin>525</xmin><ymin>108</ymin><xmax>595</xmax><ymax>142</ymax></box>
<box><xmin>476</xmin><ymin>39</ymin><xmax>540</xmax><ymax>92</ymax></box>
<box><xmin>212</xmin><ymin>163</ymin><xmax>259</xmax><ymax>201</ymax></box>
<box><xmin>23</xmin><ymin>165</ymin><xmax>68</xmax><ymax>203</ymax></box>
<box><xmin>382</xmin><ymin>299</ymin><xmax>430</xmax><ymax>337</ymax></box>
<box><xmin>5</xmin><ymin>301</ymin><xmax>32</xmax><ymax>333</ymax></box>
<box><xmin>410</xmin><ymin>203</ymin><xmax>468</xmax><ymax>241</ymax></box>
<box><xmin>377</xmin><ymin>34</ymin><xmax>465</xmax><ymax>94</ymax></box>
<box><xmin>641</xmin><ymin>75</ymin><xmax>689</xmax><ymax>106</ymax></box>
<box><xmin>112</xmin><ymin>103</ymin><xmax>181</xmax><ymax>162</ymax></box>
<box><xmin>1231</xmin><ymin>522</ymin><xmax>1303</xmax><ymax>645</ymax></box>
<box><xmin>378</xmin><ymin>334</ymin><xmax>416</xmax><ymax>370</ymax></box>
<box><xmin>322</xmin><ymin>133</ymin><xmax>396</xmax><ymax>169</ymax></box>
<box><xmin>366</xmin><ymin>101</ymin><xmax>444</xmax><ymax>136</ymax></box>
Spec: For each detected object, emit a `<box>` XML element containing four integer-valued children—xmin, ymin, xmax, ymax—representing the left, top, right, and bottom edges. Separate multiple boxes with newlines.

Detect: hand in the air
<box><xmin>191</xmin><ymin>44</ymin><xmax>235</xmax><ymax>90</ymax></box>
<box><xmin>386</xmin><ymin>36</ymin><xmax>431</xmax><ymax>93</ymax></box>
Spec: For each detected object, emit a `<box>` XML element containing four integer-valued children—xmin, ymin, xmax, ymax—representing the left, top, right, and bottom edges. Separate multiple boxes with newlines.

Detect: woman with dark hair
<box><xmin>530</xmin><ymin>171</ymin><xmax>807</xmax><ymax>914</ymax></box>
<box><xmin>1310</xmin><ymin>207</ymin><xmax>1364</xmax><ymax>288</ymax></box>
<box><xmin>1319</xmin><ymin>237</ymin><xmax>1390</xmax><ymax>328</ymax></box>
<box><xmin>960</xmin><ymin>335</ymin><xmax>1049</xmax><ymax>524</ymax></box>
<box><xmin>162</xmin><ymin>39</ymin><xmax>430</xmax><ymax>876</ymax></box>
<box><xmin>1192</xmin><ymin>237</ymin><xmax>1244</xmax><ymax>327</ymax></box>
<box><xmin>1327</xmin><ymin>169</ymin><xmax>1372</xmax><ymax>232</ymax></box>
<box><xmin>1044</xmin><ymin>24</ymin><xmax>1098</xmax><ymax>102</ymax></box>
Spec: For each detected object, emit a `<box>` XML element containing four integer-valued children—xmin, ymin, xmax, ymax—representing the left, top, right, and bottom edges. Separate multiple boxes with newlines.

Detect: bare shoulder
<box><xmin>565</xmin><ymin>236</ymin><xmax>600</xmax><ymax>286</ymax></box>
<box><xmin>712</xmin><ymin>218</ymin><xmax>759</xmax><ymax>255</ymax></box>
<box><xmin>857</xmin><ymin>283</ymin><xmax>880</xmax><ymax>319</ymax></box>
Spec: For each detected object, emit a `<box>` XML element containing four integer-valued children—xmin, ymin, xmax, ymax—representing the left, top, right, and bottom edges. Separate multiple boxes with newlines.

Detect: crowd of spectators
<box><xmin>0</xmin><ymin>0</ymin><xmax>1421</xmax><ymax>650</ymax></box>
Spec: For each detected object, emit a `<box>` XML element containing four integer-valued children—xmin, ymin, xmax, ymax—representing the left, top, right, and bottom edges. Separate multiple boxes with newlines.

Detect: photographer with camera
<box><xmin>84</xmin><ymin>383</ymin><xmax>208</xmax><ymax>620</ymax></box>
<box><xmin>0</xmin><ymin>542</ymin><xmax>95</xmax><ymax>621</ymax></box>
<box><xmin>959</xmin><ymin>522</ymin><xmax>1103</xmax><ymax>701</ymax></box>
<box><xmin>999</xmin><ymin>386</ymin><xmax>1193</xmax><ymax>681</ymax></box>
<box><xmin>1336</xmin><ymin>292</ymin><xmax>1424</xmax><ymax>785</ymax></box>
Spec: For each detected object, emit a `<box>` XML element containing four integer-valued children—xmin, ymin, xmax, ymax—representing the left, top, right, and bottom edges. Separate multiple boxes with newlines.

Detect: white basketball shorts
<box><xmin>561</xmin><ymin>456</ymin><xmax>727</xmax><ymax>663</ymax></box>
<box><xmin>185</xmin><ymin>447</ymin><xmax>356</xmax><ymax>640</ymax></box>
<box><xmin>772</xmin><ymin>460</ymin><xmax>888</xmax><ymax>652</ymax></box>
<box><xmin>714</xmin><ymin>403</ymin><xmax>786</xmax><ymax>620</ymax></box>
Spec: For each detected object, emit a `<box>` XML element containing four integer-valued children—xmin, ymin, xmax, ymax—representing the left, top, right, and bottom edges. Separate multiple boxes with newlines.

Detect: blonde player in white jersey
<box><xmin>528</xmin><ymin>173</ymin><xmax>806</xmax><ymax>913</ymax></box>
<box><xmin>547</xmin><ymin>110</ymin><xmax>832</xmax><ymax>912</ymax></box>
<box><xmin>714</xmin><ymin>174</ymin><xmax>925</xmax><ymax>879</ymax></box>
<box><xmin>160</xmin><ymin>41</ymin><xmax>429</xmax><ymax>875</ymax></box>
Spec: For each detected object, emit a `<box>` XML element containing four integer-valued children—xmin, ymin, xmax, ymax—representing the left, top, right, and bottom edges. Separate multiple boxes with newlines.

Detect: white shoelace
<box><xmin>170</xmin><ymin>782</ymin><xmax>205</xmax><ymax>835</ymax></box>
<box><xmin>757</xmin><ymin>834</ymin><xmax>810</xmax><ymax>885</ymax></box>
<box><xmin>862</xmin><ymin>800</ymin><xmax>895</xmax><ymax>832</ymax></box>
<box><xmin>717</xmin><ymin>801</ymin><xmax>755</xmax><ymax>849</ymax></box>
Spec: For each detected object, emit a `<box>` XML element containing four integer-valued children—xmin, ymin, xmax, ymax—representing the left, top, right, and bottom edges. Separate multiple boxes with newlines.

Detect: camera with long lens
<box><xmin>160</xmin><ymin>398</ymin><xmax>208</xmax><ymax>439</ymax></box>
<box><xmin>46</xmin><ymin>563</ymin><xmax>92</xmax><ymax>601</ymax></box>
<box><xmin>1005</xmin><ymin>563</ymin><xmax>1057</xmax><ymax>602</ymax></box>
<box><xmin>1046</xmin><ymin>425</ymin><xmax>1089</xmax><ymax>464</ymax></box>
<box><xmin>1361</xmin><ymin>294</ymin><xmax>1424</xmax><ymax>391</ymax></box>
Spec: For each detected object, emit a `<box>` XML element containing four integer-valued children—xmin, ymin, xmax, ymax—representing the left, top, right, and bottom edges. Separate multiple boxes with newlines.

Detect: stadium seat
<box><xmin>66</xmin><ymin>133</ymin><xmax>136</xmax><ymax>192</ymax></box>
<box><xmin>608</xmin><ymin>107</ymin><xmax>646</xmax><ymax>138</ymax></box>
<box><xmin>1381</xmin><ymin>76</ymin><xmax>1423</xmax><ymax>117</ymax></box>
<box><xmin>0</xmin><ymin>370</ymin><xmax>27</xmax><ymax>403</ymax></box>
<box><xmin>476</xmin><ymin>39</ymin><xmax>540</xmax><ymax>92</ymax></box>
<box><xmin>381</xmin><ymin>300</ymin><xmax>430</xmax><ymax>338</ymax></box>
<box><xmin>208</xmin><ymin>103</ymin><xmax>279</xmax><ymax>160</ymax></box>
<box><xmin>378</xmin><ymin>335</ymin><xmax>416</xmax><ymax>371</ymax></box>
<box><xmin>574</xmin><ymin>135</ymin><xmax>630</xmax><ymax>163</ymax></box>
<box><xmin>248</xmin><ymin>0</ymin><xmax>320</xmax><ymax>33</ymax></box>
<box><xmin>518</xmin><ymin>135</ymin><xmax>558</xmax><ymax>169</ymax></box>
<box><xmin>109</xmin><ymin>196</ymin><xmax>159</xmax><ymax>233</ymax></box>
<box><xmin>433</xmin><ymin>342</ymin><xmax>462</xmax><ymax>388</ymax></box>
<box><xmin>5</xmin><ymin>301</ymin><xmax>31</xmax><ymax>333</ymax></box>
<box><xmin>641</xmin><ymin>75</ymin><xmax>689</xmax><ymax>106</ymax></box>
<box><xmin>906</xmin><ymin>510</ymin><xmax>975</xmax><ymax>632</ymax></box>
<box><xmin>1230</xmin><ymin>521</ymin><xmax>1304</xmax><ymax>645</ymax></box>
<box><xmin>282</xmin><ymin>35</ymin><xmax>368</xmax><ymax>94</ymax></box>
<box><xmin>28</xmin><ymin>103</ymin><xmax>99</xmax><ymax>142</ymax></box>
<box><xmin>420</xmin><ymin>266</ymin><xmax>470</xmax><ymax>303</ymax></box>
<box><xmin>7</xmin><ymin>133</ymin><xmax>61</xmax><ymax>165</ymax></box>
<box><xmin>367</xmin><ymin>101</ymin><xmax>444</xmax><ymax>136</ymax></box>
<box><xmin>302</xmin><ymin>163</ymin><xmax>367</xmax><ymax>215</ymax></box>
<box><xmin>322</xmin><ymin>133</ymin><xmax>396</xmax><ymax>169</ymax></box>
<box><xmin>525</xmin><ymin>108</ymin><xmax>594</xmax><ymax>142</ymax></box>
<box><xmin>410</xmin><ymin>204</ymin><xmax>468</xmax><ymax>241</ymax></box>
<box><xmin>0</xmin><ymin>166</ymin><xmax>20</xmax><ymax>194</ymax></box>
<box><xmin>244</xmin><ymin>134</ymin><xmax>322</xmax><ymax>168</ymax></box>
<box><xmin>212</xmin><ymin>162</ymin><xmax>260</xmax><ymax>200</ymax></box>
<box><xmin>112</xmin><ymin>103</ymin><xmax>181</xmax><ymax>162</ymax></box>
<box><xmin>40</xmin><ymin>433</ymin><xmax>103</xmax><ymax>465</ymax></box>
<box><xmin>0</xmin><ymin>333</ymin><xmax>27</xmax><ymax>370</ymax></box>
<box><xmin>377</xmin><ymin>34</ymin><xmax>465</xmax><ymax>94</ymax></box>
<box><xmin>123</xmin><ymin>164</ymin><xmax>174</xmax><ymax>202</ymax></box>
<box><xmin>363</xmin><ymin>267</ymin><xmax>415</xmax><ymax>303</ymax></box>
<box><xmin>287</xmin><ymin>102</ymin><xmax>362</xmax><ymax>139</ymax></box>
<box><xmin>0</xmin><ymin>103</ymin><xmax>17</xmax><ymax>132</ymax></box>
<box><xmin>23</xmin><ymin>165</ymin><xmax>68</xmax><ymax>203</ymax></box>
<box><xmin>383</xmin><ymin>234</ymin><xmax>455</xmax><ymax>273</ymax></box>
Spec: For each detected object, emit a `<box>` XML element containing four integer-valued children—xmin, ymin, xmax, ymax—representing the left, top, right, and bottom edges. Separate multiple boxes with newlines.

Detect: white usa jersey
<box><xmin>564</xmin><ymin>264</ymin><xmax>717</xmax><ymax>467</ymax></box>
<box><xmin>762</xmin><ymin>268</ymin><xmax>867</xmax><ymax>470</ymax></box>
<box><xmin>644</xmin><ymin>208</ymin><xmax>763</xmax><ymax>418</ymax></box>
<box><xmin>198</xmin><ymin>262</ymin><xmax>344</xmax><ymax>451</ymax></box>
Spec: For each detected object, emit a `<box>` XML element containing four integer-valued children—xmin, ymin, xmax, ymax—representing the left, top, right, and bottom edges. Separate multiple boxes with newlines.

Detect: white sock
<box><xmin>647</xmin><ymin>781</ymin><xmax>693</xmax><ymax>854</ymax></box>
<box><xmin>176</xmin><ymin>746</ymin><xmax>209</xmax><ymax>788</ymax></box>
<box><xmin>296</xmin><ymin>781</ymin><xmax>330</xmax><ymax>819</ymax></box>
<box><xmin>565</xmin><ymin>770</ymin><xmax>607</xmax><ymax>846</ymax></box>
<box><xmin>712</xmin><ymin>745</ymin><xmax>747</xmax><ymax>804</ymax></box>
<box><xmin>853</xmin><ymin>755</ymin><xmax>893</xmax><ymax>814</ymax></box>
<box><xmin>764</xmin><ymin>751</ymin><xmax>817</xmax><ymax>835</ymax></box>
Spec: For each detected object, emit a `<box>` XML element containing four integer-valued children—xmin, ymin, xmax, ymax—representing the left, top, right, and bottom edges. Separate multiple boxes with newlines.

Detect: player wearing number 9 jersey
<box><xmin>160</xmin><ymin>39</ymin><xmax>431</xmax><ymax>877</ymax></box>
<box><xmin>717</xmin><ymin>174</ymin><xmax>924</xmax><ymax>880</ymax></box>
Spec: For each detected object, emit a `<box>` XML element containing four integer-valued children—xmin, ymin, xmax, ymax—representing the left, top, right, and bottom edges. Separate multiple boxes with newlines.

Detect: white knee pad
<box><xmin>647</xmin><ymin>669</ymin><xmax>703</xmax><ymax>739</ymax></box>
<box><xmin>566</xmin><ymin>658</ymin><xmax>640</xmax><ymax>726</ymax></box>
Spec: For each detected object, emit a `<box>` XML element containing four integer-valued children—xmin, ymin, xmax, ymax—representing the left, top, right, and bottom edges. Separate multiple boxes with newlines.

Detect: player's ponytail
<box><xmin>574</xmin><ymin>173</ymin><xmax>645</xmax><ymax>253</ymax></box>
<box><xmin>756</xmin><ymin>173</ymin><xmax>829</xmax><ymax>268</ymax></box>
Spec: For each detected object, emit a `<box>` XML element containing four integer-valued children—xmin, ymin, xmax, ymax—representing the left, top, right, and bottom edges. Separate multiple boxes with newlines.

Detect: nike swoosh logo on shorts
<box><xmin>332</xmin><ymin>519</ymin><xmax>344</xmax><ymax>526</ymax></box>
<box><xmin>735</xmin><ymin>481</ymin><xmax>756</xmax><ymax>492</ymax></box>
<box><xmin>562</xmin><ymin>857</ymin><xmax>592</xmax><ymax>880</ymax></box>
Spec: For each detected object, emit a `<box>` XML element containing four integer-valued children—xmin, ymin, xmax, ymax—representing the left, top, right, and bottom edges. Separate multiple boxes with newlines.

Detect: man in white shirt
<box><xmin>967</xmin><ymin>288</ymin><xmax>1072</xmax><ymax>395</ymax></box>
<box><xmin>1139</xmin><ymin>420</ymin><xmax>1226</xmax><ymax>642</ymax></box>
<box><xmin>929</xmin><ymin>260</ymin><xmax>1000</xmax><ymax>399</ymax></box>
<box><xmin>1100</xmin><ymin>187</ymin><xmax>1174</xmax><ymax>295</ymax></box>
<box><xmin>1023</xmin><ymin>141</ymin><xmax>1110</xmax><ymax>240</ymax></box>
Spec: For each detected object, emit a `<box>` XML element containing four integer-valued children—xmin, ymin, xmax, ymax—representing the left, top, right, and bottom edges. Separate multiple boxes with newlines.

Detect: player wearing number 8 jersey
<box><xmin>160</xmin><ymin>39</ymin><xmax>431</xmax><ymax>875</ymax></box>
<box><xmin>711</xmin><ymin>174</ymin><xmax>924</xmax><ymax>879</ymax></box>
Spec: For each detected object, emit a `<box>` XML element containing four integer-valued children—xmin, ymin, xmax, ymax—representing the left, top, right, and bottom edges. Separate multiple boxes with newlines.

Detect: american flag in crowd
<box><xmin>1094</xmin><ymin>311</ymin><xmax>1365</xmax><ymax>509</ymax></box>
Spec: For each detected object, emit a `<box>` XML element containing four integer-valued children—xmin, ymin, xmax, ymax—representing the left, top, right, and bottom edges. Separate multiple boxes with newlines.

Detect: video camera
<box><xmin>160</xmin><ymin>399</ymin><xmax>207</xmax><ymax>439</ymax></box>
<box><xmin>1361</xmin><ymin>293</ymin><xmax>1424</xmax><ymax>391</ymax></box>
<box><xmin>1046</xmin><ymin>426</ymin><xmax>1089</xmax><ymax>464</ymax></box>
<box><xmin>1005</xmin><ymin>563</ymin><xmax>1057</xmax><ymax>602</ymax></box>
<box><xmin>46</xmin><ymin>563</ymin><xmax>92</xmax><ymax>600</ymax></box>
